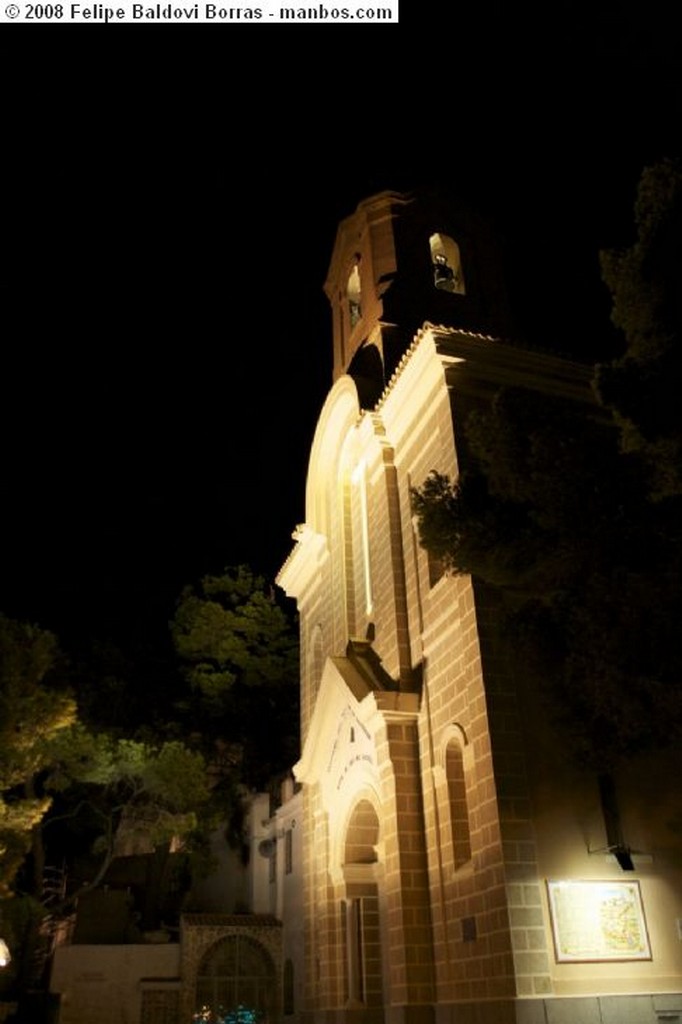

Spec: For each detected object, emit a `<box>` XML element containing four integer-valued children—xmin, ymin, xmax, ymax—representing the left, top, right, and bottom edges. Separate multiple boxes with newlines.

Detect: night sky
<box><xmin>2</xmin><ymin>12</ymin><xmax>680</xmax><ymax>655</ymax></box>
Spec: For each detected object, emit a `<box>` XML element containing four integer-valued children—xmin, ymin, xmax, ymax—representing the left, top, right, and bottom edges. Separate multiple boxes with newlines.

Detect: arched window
<box><xmin>347</xmin><ymin>261</ymin><xmax>362</xmax><ymax>328</ymax></box>
<box><xmin>351</xmin><ymin>460</ymin><xmax>373</xmax><ymax>617</ymax></box>
<box><xmin>446</xmin><ymin>738</ymin><xmax>472</xmax><ymax>869</ymax></box>
<box><xmin>344</xmin><ymin>799</ymin><xmax>379</xmax><ymax>865</ymax></box>
<box><xmin>429</xmin><ymin>233</ymin><xmax>466</xmax><ymax>295</ymax></box>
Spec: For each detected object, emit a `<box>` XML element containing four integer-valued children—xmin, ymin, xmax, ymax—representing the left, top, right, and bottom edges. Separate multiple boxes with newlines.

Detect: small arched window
<box><xmin>351</xmin><ymin>460</ymin><xmax>373</xmax><ymax>617</ymax></box>
<box><xmin>310</xmin><ymin>625</ymin><xmax>324</xmax><ymax>700</ymax></box>
<box><xmin>429</xmin><ymin>233</ymin><xmax>466</xmax><ymax>295</ymax></box>
<box><xmin>446</xmin><ymin>738</ymin><xmax>472</xmax><ymax>869</ymax></box>
<box><xmin>427</xmin><ymin>550</ymin><xmax>445</xmax><ymax>589</ymax></box>
<box><xmin>347</xmin><ymin>261</ymin><xmax>362</xmax><ymax>327</ymax></box>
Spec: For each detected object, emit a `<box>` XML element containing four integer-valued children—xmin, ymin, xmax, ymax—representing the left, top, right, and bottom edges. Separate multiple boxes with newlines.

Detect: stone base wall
<box><xmin>432</xmin><ymin>993</ymin><xmax>682</xmax><ymax>1024</ymax></box>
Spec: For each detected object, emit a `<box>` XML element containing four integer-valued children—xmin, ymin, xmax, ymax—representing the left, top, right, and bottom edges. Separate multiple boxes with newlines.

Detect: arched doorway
<box><xmin>342</xmin><ymin>799</ymin><xmax>384</xmax><ymax>1014</ymax></box>
<box><xmin>194</xmin><ymin>934</ymin><xmax>277</xmax><ymax>1024</ymax></box>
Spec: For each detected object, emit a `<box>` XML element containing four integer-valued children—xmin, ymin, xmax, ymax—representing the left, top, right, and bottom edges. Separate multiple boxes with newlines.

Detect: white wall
<box><xmin>50</xmin><ymin>943</ymin><xmax>180</xmax><ymax>1024</ymax></box>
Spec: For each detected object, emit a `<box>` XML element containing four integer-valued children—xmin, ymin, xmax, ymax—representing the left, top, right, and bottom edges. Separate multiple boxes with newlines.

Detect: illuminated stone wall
<box><xmin>277</xmin><ymin>191</ymin><xmax>682</xmax><ymax>1024</ymax></box>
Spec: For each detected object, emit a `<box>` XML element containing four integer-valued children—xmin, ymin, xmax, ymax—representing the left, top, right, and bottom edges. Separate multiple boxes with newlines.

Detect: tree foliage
<box><xmin>39</xmin><ymin>725</ymin><xmax>211</xmax><ymax>907</ymax></box>
<box><xmin>0</xmin><ymin>564</ymin><xmax>300</xmax><ymax>907</ymax></box>
<box><xmin>67</xmin><ymin>635</ymin><xmax>181</xmax><ymax>742</ymax></box>
<box><xmin>171</xmin><ymin>565</ymin><xmax>300</xmax><ymax>790</ymax></box>
<box><xmin>0</xmin><ymin>611</ymin><xmax>213</xmax><ymax>916</ymax></box>
<box><xmin>597</xmin><ymin>157</ymin><xmax>682</xmax><ymax>497</ymax></box>
<box><xmin>412</xmin><ymin>161</ymin><xmax>682</xmax><ymax>770</ymax></box>
<box><xmin>0</xmin><ymin>614</ymin><xmax>76</xmax><ymax>898</ymax></box>
<box><xmin>411</xmin><ymin>390</ymin><xmax>643</xmax><ymax>598</ymax></box>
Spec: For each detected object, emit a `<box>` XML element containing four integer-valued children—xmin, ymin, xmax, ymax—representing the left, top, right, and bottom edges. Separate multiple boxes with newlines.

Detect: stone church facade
<box><xmin>276</xmin><ymin>191</ymin><xmax>682</xmax><ymax>1024</ymax></box>
<box><xmin>46</xmin><ymin>190</ymin><xmax>682</xmax><ymax>1024</ymax></box>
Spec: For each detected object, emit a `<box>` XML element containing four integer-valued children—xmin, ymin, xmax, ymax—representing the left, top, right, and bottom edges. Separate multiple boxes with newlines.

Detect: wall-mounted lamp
<box><xmin>601</xmin><ymin>844</ymin><xmax>635</xmax><ymax>871</ymax></box>
<box><xmin>590</xmin><ymin>774</ymin><xmax>637</xmax><ymax>871</ymax></box>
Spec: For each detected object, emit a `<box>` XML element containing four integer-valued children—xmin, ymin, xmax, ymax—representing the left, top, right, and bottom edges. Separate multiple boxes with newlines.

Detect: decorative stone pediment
<box><xmin>294</xmin><ymin>648</ymin><xmax>387</xmax><ymax>805</ymax></box>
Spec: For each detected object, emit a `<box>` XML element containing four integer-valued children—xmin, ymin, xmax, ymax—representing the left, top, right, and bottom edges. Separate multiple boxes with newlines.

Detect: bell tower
<box><xmin>324</xmin><ymin>187</ymin><xmax>513</xmax><ymax>407</ymax></box>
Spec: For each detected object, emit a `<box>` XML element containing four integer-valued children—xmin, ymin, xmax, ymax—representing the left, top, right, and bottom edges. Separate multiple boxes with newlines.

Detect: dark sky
<box><xmin>2</xmin><ymin>11</ymin><xmax>680</xmax><ymax>652</ymax></box>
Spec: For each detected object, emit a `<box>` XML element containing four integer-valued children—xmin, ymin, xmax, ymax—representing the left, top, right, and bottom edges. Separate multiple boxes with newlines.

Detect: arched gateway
<box><xmin>181</xmin><ymin>915</ymin><xmax>281</xmax><ymax>1024</ymax></box>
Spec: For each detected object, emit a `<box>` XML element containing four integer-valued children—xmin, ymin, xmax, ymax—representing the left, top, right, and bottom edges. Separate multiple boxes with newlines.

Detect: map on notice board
<box><xmin>546</xmin><ymin>880</ymin><xmax>651</xmax><ymax>962</ymax></box>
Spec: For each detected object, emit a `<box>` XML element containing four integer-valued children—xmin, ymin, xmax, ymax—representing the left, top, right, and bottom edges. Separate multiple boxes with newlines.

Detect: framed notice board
<box><xmin>546</xmin><ymin>879</ymin><xmax>652</xmax><ymax>963</ymax></box>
